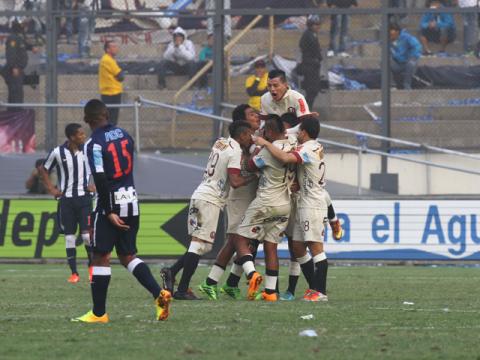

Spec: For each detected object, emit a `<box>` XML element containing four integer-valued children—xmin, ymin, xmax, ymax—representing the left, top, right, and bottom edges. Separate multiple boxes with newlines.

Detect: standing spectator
<box><xmin>77</xmin><ymin>0</ymin><xmax>92</xmax><ymax>58</ymax></box>
<box><xmin>206</xmin><ymin>0</ymin><xmax>232</xmax><ymax>40</ymax></box>
<box><xmin>99</xmin><ymin>40</ymin><xmax>124</xmax><ymax>125</ymax></box>
<box><xmin>245</xmin><ymin>59</ymin><xmax>268</xmax><ymax>111</ymax></box>
<box><xmin>326</xmin><ymin>0</ymin><xmax>358</xmax><ymax>58</ymax></box>
<box><xmin>1</xmin><ymin>20</ymin><xmax>35</xmax><ymax>111</ymax></box>
<box><xmin>457</xmin><ymin>0</ymin><xmax>478</xmax><ymax>54</ymax></box>
<box><xmin>419</xmin><ymin>0</ymin><xmax>456</xmax><ymax>55</ymax></box>
<box><xmin>157</xmin><ymin>27</ymin><xmax>196</xmax><ymax>89</ymax></box>
<box><xmin>196</xmin><ymin>33</ymin><xmax>213</xmax><ymax>88</ymax></box>
<box><xmin>298</xmin><ymin>15</ymin><xmax>323</xmax><ymax>109</ymax></box>
<box><xmin>390</xmin><ymin>22</ymin><xmax>422</xmax><ymax>89</ymax></box>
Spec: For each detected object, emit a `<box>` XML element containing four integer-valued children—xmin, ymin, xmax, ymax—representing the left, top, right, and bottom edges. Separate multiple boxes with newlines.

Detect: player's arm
<box><xmin>40</xmin><ymin>150</ymin><xmax>62</xmax><ymax>198</ymax></box>
<box><xmin>253</xmin><ymin>137</ymin><xmax>299</xmax><ymax>164</ymax></box>
<box><xmin>228</xmin><ymin>168</ymin><xmax>256</xmax><ymax>189</ymax></box>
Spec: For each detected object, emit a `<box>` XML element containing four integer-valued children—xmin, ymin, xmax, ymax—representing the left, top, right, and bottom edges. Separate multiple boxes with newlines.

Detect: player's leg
<box><xmin>77</xmin><ymin>196</ymin><xmax>93</xmax><ymax>279</ymax></box>
<box><xmin>117</xmin><ymin>216</ymin><xmax>172</xmax><ymax>320</ymax></box>
<box><xmin>262</xmin><ymin>240</ymin><xmax>279</xmax><ymax>301</ymax></box>
<box><xmin>200</xmin><ymin>235</ymin><xmax>235</xmax><ymax>299</ymax></box>
<box><xmin>306</xmin><ymin>241</ymin><xmax>328</xmax><ymax>302</ymax></box>
<box><xmin>72</xmin><ymin>211</ymin><xmax>113</xmax><ymax>323</ymax></box>
<box><xmin>325</xmin><ymin>190</ymin><xmax>343</xmax><ymax>241</ymax></box>
<box><xmin>233</xmin><ymin>233</ymin><xmax>262</xmax><ymax>300</ymax></box>
<box><xmin>280</xmin><ymin>236</ymin><xmax>301</xmax><ymax>301</ymax></box>
<box><xmin>61</xmin><ymin>198</ymin><xmax>80</xmax><ymax>282</ymax></box>
<box><xmin>176</xmin><ymin>199</ymin><xmax>218</xmax><ymax>300</ymax></box>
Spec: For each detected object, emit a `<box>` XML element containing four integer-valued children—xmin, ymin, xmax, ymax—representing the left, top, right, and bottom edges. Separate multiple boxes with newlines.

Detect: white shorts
<box><xmin>187</xmin><ymin>199</ymin><xmax>221</xmax><ymax>243</ymax></box>
<box><xmin>226</xmin><ymin>198</ymin><xmax>253</xmax><ymax>234</ymax></box>
<box><xmin>236</xmin><ymin>198</ymin><xmax>290</xmax><ymax>244</ymax></box>
<box><xmin>293</xmin><ymin>207</ymin><xmax>328</xmax><ymax>243</ymax></box>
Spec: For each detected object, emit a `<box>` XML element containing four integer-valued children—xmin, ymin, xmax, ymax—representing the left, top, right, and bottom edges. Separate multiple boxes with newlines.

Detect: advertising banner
<box><xmin>0</xmin><ymin>199</ymin><xmax>479</xmax><ymax>260</ymax></box>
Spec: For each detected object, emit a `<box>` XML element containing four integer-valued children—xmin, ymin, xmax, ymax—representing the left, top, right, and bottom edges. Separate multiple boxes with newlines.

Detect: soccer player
<box><xmin>40</xmin><ymin>123</ymin><xmax>93</xmax><ymax>283</ymax></box>
<box><xmin>253</xmin><ymin>117</ymin><xmax>330</xmax><ymax>302</ymax></box>
<box><xmin>165</xmin><ymin>121</ymin><xmax>256</xmax><ymax>300</ymax></box>
<box><xmin>260</xmin><ymin>69</ymin><xmax>310</xmax><ymax>119</ymax></box>
<box><xmin>231</xmin><ymin>117</ymin><xmax>296</xmax><ymax>301</ymax></box>
<box><xmin>196</xmin><ymin>104</ymin><xmax>261</xmax><ymax>300</ymax></box>
<box><xmin>72</xmin><ymin>99</ymin><xmax>171</xmax><ymax>323</ymax></box>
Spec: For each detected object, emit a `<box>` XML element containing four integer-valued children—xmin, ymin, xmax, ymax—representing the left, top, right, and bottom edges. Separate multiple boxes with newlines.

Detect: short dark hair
<box><xmin>104</xmin><ymin>40</ymin><xmax>114</xmax><ymax>52</ymax></box>
<box><xmin>65</xmin><ymin>123</ymin><xmax>82</xmax><ymax>139</ymax></box>
<box><xmin>232</xmin><ymin>104</ymin><xmax>251</xmax><ymax>122</ymax></box>
<box><xmin>263</xmin><ymin>113</ymin><xmax>280</xmax><ymax>122</ymax></box>
<box><xmin>280</xmin><ymin>112</ymin><xmax>299</xmax><ymax>128</ymax></box>
<box><xmin>268</xmin><ymin>69</ymin><xmax>287</xmax><ymax>83</ymax></box>
<box><xmin>299</xmin><ymin>116</ymin><xmax>320</xmax><ymax>139</ymax></box>
<box><xmin>389</xmin><ymin>22</ymin><xmax>401</xmax><ymax>32</ymax></box>
<box><xmin>84</xmin><ymin>99</ymin><xmax>107</xmax><ymax>122</ymax></box>
<box><xmin>229</xmin><ymin>120</ymin><xmax>251</xmax><ymax>138</ymax></box>
<box><xmin>35</xmin><ymin>158</ymin><xmax>45</xmax><ymax>168</ymax></box>
<box><xmin>264</xmin><ymin>117</ymin><xmax>284</xmax><ymax>135</ymax></box>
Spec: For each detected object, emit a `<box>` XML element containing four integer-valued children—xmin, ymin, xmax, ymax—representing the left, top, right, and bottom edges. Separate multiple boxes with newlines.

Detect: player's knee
<box><xmin>81</xmin><ymin>232</ymin><xmax>90</xmax><ymax>246</ymax></box>
<box><xmin>188</xmin><ymin>241</ymin><xmax>212</xmax><ymax>256</ymax></box>
<box><xmin>65</xmin><ymin>234</ymin><xmax>76</xmax><ymax>249</ymax></box>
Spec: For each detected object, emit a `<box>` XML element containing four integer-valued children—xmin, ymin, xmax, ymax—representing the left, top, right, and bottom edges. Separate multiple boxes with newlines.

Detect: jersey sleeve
<box><xmin>296</xmin><ymin>95</ymin><xmax>310</xmax><ymax>117</ymax></box>
<box><xmin>291</xmin><ymin>146</ymin><xmax>312</xmax><ymax>164</ymax></box>
<box><xmin>251</xmin><ymin>148</ymin><xmax>270</xmax><ymax>169</ymax></box>
<box><xmin>43</xmin><ymin>148</ymin><xmax>58</xmax><ymax>172</ymax></box>
<box><xmin>227</xmin><ymin>148</ymin><xmax>242</xmax><ymax>171</ymax></box>
<box><xmin>86</xmin><ymin>139</ymin><xmax>105</xmax><ymax>175</ymax></box>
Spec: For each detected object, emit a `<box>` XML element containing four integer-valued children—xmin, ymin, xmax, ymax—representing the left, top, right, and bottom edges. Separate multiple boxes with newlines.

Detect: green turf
<box><xmin>1</xmin><ymin>264</ymin><xmax>480</xmax><ymax>360</ymax></box>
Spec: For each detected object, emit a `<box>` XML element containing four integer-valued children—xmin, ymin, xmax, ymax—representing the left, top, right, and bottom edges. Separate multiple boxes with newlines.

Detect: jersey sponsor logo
<box><xmin>104</xmin><ymin>129</ymin><xmax>124</xmax><ymax>142</ymax></box>
<box><xmin>262</xmin><ymin>216</ymin><xmax>289</xmax><ymax>224</ymax></box>
<box><xmin>114</xmin><ymin>187</ymin><xmax>137</xmax><ymax>205</ymax></box>
<box><xmin>298</xmin><ymin>99</ymin><xmax>306</xmax><ymax>113</ymax></box>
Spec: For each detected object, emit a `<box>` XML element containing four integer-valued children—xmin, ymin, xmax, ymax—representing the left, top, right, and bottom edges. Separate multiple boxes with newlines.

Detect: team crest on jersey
<box><xmin>251</xmin><ymin>226</ymin><xmax>261</xmax><ymax>234</ymax></box>
<box><xmin>287</xmin><ymin>107</ymin><xmax>296</xmax><ymax>113</ymax></box>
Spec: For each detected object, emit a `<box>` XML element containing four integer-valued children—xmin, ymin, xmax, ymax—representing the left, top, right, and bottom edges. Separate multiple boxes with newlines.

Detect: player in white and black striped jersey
<box><xmin>40</xmin><ymin>123</ymin><xmax>94</xmax><ymax>284</ymax></box>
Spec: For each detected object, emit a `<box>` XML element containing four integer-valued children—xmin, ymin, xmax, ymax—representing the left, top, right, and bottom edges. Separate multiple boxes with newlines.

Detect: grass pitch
<box><xmin>1</xmin><ymin>263</ymin><xmax>480</xmax><ymax>360</ymax></box>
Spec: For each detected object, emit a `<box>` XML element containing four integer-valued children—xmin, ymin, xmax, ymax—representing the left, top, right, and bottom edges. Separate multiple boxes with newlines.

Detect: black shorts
<box><xmin>91</xmin><ymin>211</ymin><xmax>139</xmax><ymax>256</ymax></box>
<box><xmin>58</xmin><ymin>195</ymin><xmax>92</xmax><ymax>235</ymax></box>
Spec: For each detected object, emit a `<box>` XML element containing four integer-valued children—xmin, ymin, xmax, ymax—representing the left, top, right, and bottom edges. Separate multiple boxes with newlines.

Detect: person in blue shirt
<box><xmin>390</xmin><ymin>23</ymin><xmax>423</xmax><ymax>90</ymax></box>
<box><xmin>419</xmin><ymin>0</ymin><xmax>456</xmax><ymax>55</ymax></box>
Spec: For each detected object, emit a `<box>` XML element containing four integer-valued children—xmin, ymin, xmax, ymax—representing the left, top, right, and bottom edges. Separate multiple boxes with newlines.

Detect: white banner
<box><xmin>274</xmin><ymin>200</ymin><xmax>480</xmax><ymax>261</ymax></box>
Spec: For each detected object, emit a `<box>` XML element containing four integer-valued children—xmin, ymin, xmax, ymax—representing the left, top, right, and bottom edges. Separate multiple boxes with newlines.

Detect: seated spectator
<box><xmin>158</xmin><ymin>27</ymin><xmax>196</xmax><ymax>89</ymax></box>
<box><xmin>390</xmin><ymin>22</ymin><xmax>422</xmax><ymax>89</ymax></box>
<box><xmin>419</xmin><ymin>0</ymin><xmax>456</xmax><ymax>55</ymax></box>
<box><xmin>196</xmin><ymin>33</ymin><xmax>213</xmax><ymax>88</ymax></box>
<box><xmin>245</xmin><ymin>59</ymin><xmax>268</xmax><ymax>111</ymax></box>
<box><xmin>25</xmin><ymin>158</ymin><xmax>57</xmax><ymax>194</ymax></box>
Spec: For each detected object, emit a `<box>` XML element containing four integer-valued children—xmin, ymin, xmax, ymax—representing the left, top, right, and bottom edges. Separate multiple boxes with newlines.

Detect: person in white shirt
<box><xmin>163</xmin><ymin>121</ymin><xmax>257</xmax><ymax>300</ymax></box>
<box><xmin>254</xmin><ymin>117</ymin><xmax>330</xmax><ymax>302</ymax></box>
<box><xmin>158</xmin><ymin>27</ymin><xmax>196</xmax><ymax>89</ymax></box>
<box><xmin>260</xmin><ymin>69</ymin><xmax>311</xmax><ymax>119</ymax></box>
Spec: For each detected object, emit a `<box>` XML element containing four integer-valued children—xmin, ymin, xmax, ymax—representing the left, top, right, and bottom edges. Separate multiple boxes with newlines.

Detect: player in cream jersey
<box><xmin>260</xmin><ymin>69</ymin><xmax>310</xmax><ymax>118</ymax></box>
<box><xmin>254</xmin><ymin>117</ymin><xmax>330</xmax><ymax>302</ymax></box>
<box><xmin>163</xmin><ymin>121</ymin><xmax>256</xmax><ymax>300</ymax></box>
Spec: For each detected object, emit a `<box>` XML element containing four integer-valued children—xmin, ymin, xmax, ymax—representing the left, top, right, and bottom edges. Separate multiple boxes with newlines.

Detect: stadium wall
<box><xmin>0</xmin><ymin>198</ymin><xmax>479</xmax><ymax>261</ymax></box>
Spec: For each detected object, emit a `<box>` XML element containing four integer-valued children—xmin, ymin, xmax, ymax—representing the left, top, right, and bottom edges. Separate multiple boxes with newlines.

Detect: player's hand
<box><xmin>107</xmin><ymin>213</ymin><xmax>130</xmax><ymax>231</ymax></box>
<box><xmin>12</xmin><ymin>67</ymin><xmax>20</xmax><ymax>77</ymax></box>
<box><xmin>50</xmin><ymin>188</ymin><xmax>62</xmax><ymax>199</ymax></box>
<box><xmin>87</xmin><ymin>184</ymin><xmax>96</xmax><ymax>193</ymax></box>
<box><xmin>252</xmin><ymin>135</ymin><xmax>268</xmax><ymax>147</ymax></box>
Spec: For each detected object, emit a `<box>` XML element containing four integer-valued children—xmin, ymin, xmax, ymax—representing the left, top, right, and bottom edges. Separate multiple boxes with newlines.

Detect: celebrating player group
<box><xmin>46</xmin><ymin>69</ymin><xmax>342</xmax><ymax>324</ymax></box>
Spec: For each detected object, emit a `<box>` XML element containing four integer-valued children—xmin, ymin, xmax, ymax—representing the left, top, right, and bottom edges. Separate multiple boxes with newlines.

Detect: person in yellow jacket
<box><xmin>98</xmin><ymin>41</ymin><xmax>124</xmax><ymax>125</ymax></box>
<box><xmin>245</xmin><ymin>60</ymin><xmax>268</xmax><ymax>111</ymax></box>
